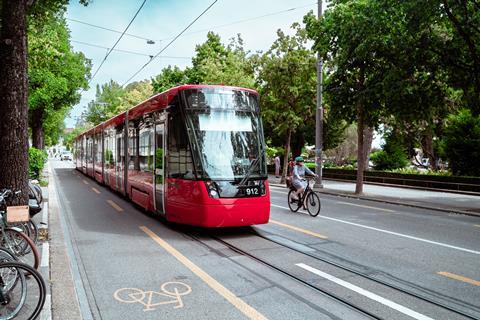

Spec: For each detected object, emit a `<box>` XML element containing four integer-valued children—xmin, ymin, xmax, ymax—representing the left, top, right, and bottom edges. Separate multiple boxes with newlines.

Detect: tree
<box><xmin>28</xmin><ymin>10</ymin><xmax>90</xmax><ymax>148</ymax></box>
<box><xmin>0</xmin><ymin>0</ymin><xmax>89</xmax><ymax>205</ymax></box>
<box><xmin>257</xmin><ymin>25</ymin><xmax>317</xmax><ymax>183</ymax></box>
<box><xmin>442</xmin><ymin>109</ymin><xmax>480</xmax><ymax>176</ymax></box>
<box><xmin>84</xmin><ymin>80</ymin><xmax>124</xmax><ymax>125</ymax></box>
<box><xmin>185</xmin><ymin>32</ymin><xmax>256</xmax><ymax>88</ymax></box>
<box><xmin>0</xmin><ymin>0</ymin><xmax>30</xmax><ymax>205</ymax></box>
<box><xmin>370</xmin><ymin>130</ymin><xmax>409</xmax><ymax>171</ymax></box>
<box><xmin>118</xmin><ymin>80</ymin><xmax>153</xmax><ymax>112</ymax></box>
<box><xmin>152</xmin><ymin>66</ymin><xmax>188</xmax><ymax>93</ymax></box>
<box><xmin>305</xmin><ymin>2</ymin><xmax>386</xmax><ymax>193</ymax></box>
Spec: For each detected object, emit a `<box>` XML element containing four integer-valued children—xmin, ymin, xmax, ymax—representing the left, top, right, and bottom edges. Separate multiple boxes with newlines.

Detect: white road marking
<box><xmin>42</xmin><ymin>202</ymin><xmax>49</xmax><ymax>226</ymax></box>
<box><xmin>271</xmin><ymin>204</ymin><xmax>480</xmax><ymax>255</ymax></box>
<box><xmin>41</xmin><ymin>242</ymin><xmax>49</xmax><ymax>267</ymax></box>
<box><xmin>40</xmin><ymin>294</ymin><xmax>52</xmax><ymax>320</ymax></box>
<box><xmin>336</xmin><ymin>201</ymin><xmax>394</xmax><ymax>213</ymax></box>
<box><xmin>297</xmin><ymin>263</ymin><xmax>434</xmax><ymax>320</ymax></box>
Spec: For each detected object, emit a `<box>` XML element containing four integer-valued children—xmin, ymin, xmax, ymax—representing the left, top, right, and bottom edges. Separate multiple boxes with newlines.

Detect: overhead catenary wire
<box><xmin>71</xmin><ymin>39</ymin><xmax>192</xmax><ymax>59</ymax></box>
<box><xmin>88</xmin><ymin>0</ymin><xmax>148</xmax><ymax>85</ymax></box>
<box><xmin>121</xmin><ymin>0</ymin><xmax>219</xmax><ymax>87</ymax></box>
<box><xmin>67</xmin><ymin>2</ymin><xmax>317</xmax><ymax>44</ymax></box>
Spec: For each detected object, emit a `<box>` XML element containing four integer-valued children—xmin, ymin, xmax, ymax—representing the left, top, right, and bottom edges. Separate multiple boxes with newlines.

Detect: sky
<box><xmin>65</xmin><ymin>0</ymin><xmax>320</xmax><ymax>128</ymax></box>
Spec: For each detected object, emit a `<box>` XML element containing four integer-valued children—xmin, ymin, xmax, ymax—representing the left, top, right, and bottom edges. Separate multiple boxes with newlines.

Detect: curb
<box><xmin>269</xmin><ymin>182</ymin><xmax>480</xmax><ymax>217</ymax></box>
<box><xmin>47</xmin><ymin>161</ymin><xmax>83</xmax><ymax>320</ymax></box>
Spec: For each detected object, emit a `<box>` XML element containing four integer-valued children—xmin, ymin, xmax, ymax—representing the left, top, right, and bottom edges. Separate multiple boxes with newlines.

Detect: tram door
<box><xmin>115</xmin><ymin>127</ymin><xmax>124</xmax><ymax>194</ymax></box>
<box><xmin>154</xmin><ymin>123</ymin><xmax>165</xmax><ymax>214</ymax></box>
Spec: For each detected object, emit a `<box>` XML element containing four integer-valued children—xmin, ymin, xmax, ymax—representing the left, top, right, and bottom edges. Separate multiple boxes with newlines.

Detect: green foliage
<box><xmin>370</xmin><ymin>131</ymin><xmax>409</xmax><ymax>170</ymax></box>
<box><xmin>258</xmin><ymin>24</ymin><xmax>316</xmax><ymax>141</ymax></box>
<box><xmin>442</xmin><ymin>109</ymin><xmax>480</xmax><ymax>176</ymax></box>
<box><xmin>387</xmin><ymin>168</ymin><xmax>451</xmax><ymax>176</ymax></box>
<box><xmin>84</xmin><ymin>80</ymin><xmax>124</xmax><ymax>125</ymax></box>
<box><xmin>28</xmin><ymin>9</ymin><xmax>91</xmax><ymax>147</ymax></box>
<box><xmin>29</xmin><ymin>147</ymin><xmax>48</xmax><ymax>179</ymax></box>
<box><xmin>152</xmin><ymin>66</ymin><xmax>188</xmax><ymax>93</ymax></box>
<box><xmin>63</xmin><ymin>126</ymin><xmax>86</xmax><ymax>151</ymax></box>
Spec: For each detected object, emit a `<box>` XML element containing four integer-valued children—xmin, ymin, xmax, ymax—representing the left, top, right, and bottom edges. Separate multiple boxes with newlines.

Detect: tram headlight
<box><xmin>205</xmin><ymin>181</ymin><xmax>220</xmax><ymax>198</ymax></box>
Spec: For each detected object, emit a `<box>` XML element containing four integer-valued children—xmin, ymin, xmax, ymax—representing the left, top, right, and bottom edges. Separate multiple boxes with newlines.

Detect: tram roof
<box><xmin>74</xmin><ymin>84</ymin><xmax>258</xmax><ymax>139</ymax></box>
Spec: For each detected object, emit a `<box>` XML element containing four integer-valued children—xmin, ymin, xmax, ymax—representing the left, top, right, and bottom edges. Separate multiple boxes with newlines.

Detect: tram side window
<box><xmin>87</xmin><ymin>138</ymin><xmax>93</xmax><ymax>164</ymax></box>
<box><xmin>168</xmin><ymin>113</ymin><xmax>194</xmax><ymax>179</ymax></box>
<box><xmin>128</xmin><ymin>121</ymin><xmax>140</xmax><ymax>171</ymax></box>
<box><xmin>139</xmin><ymin>122</ymin><xmax>153</xmax><ymax>172</ymax></box>
<box><xmin>95</xmin><ymin>133</ymin><xmax>102</xmax><ymax>166</ymax></box>
<box><xmin>104</xmin><ymin>130</ymin><xmax>115</xmax><ymax>169</ymax></box>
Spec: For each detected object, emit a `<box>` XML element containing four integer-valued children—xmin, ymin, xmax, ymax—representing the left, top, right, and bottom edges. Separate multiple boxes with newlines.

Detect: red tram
<box><xmin>73</xmin><ymin>85</ymin><xmax>270</xmax><ymax>227</ymax></box>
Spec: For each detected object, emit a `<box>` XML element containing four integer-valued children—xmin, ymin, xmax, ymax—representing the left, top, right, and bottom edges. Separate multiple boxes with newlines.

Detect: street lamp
<box><xmin>314</xmin><ymin>0</ymin><xmax>324</xmax><ymax>189</ymax></box>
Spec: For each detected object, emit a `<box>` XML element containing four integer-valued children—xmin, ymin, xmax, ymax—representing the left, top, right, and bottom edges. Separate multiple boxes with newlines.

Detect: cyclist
<box><xmin>291</xmin><ymin>156</ymin><xmax>317</xmax><ymax>200</ymax></box>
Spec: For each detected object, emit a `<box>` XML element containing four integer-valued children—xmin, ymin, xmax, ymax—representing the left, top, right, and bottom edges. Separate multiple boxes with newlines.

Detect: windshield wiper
<box><xmin>238</xmin><ymin>157</ymin><xmax>260</xmax><ymax>187</ymax></box>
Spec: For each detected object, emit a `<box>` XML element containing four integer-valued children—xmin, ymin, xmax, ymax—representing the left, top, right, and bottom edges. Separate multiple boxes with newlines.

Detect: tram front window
<box><xmin>183</xmin><ymin>88</ymin><xmax>267</xmax><ymax>181</ymax></box>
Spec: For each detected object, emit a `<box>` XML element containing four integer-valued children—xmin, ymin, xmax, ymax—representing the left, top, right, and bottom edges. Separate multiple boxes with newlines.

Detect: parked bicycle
<box><xmin>0</xmin><ymin>188</ymin><xmax>46</xmax><ymax>319</ymax></box>
<box><xmin>0</xmin><ymin>190</ymin><xmax>39</xmax><ymax>269</ymax></box>
<box><xmin>287</xmin><ymin>177</ymin><xmax>321</xmax><ymax>217</ymax></box>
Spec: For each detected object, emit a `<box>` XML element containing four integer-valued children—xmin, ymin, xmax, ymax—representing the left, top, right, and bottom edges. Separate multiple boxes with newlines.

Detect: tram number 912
<box><xmin>244</xmin><ymin>186</ymin><xmax>260</xmax><ymax>197</ymax></box>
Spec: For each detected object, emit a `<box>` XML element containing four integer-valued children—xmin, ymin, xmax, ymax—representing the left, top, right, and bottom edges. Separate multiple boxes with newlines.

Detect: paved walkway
<box><xmin>268</xmin><ymin>175</ymin><xmax>480</xmax><ymax>216</ymax></box>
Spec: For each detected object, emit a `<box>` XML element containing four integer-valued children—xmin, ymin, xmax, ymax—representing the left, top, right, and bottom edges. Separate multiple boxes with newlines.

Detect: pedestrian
<box><xmin>274</xmin><ymin>154</ymin><xmax>281</xmax><ymax>178</ymax></box>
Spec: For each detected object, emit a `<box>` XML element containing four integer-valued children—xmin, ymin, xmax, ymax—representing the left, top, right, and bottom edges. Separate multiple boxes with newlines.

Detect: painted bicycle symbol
<box><xmin>114</xmin><ymin>281</ymin><xmax>192</xmax><ymax>311</ymax></box>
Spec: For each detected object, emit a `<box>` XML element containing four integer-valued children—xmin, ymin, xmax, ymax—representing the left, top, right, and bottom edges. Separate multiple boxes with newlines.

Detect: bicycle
<box><xmin>0</xmin><ymin>261</ymin><xmax>46</xmax><ymax>319</ymax></box>
<box><xmin>287</xmin><ymin>177</ymin><xmax>321</xmax><ymax>217</ymax></box>
<box><xmin>0</xmin><ymin>190</ymin><xmax>40</xmax><ymax>269</ymax></box>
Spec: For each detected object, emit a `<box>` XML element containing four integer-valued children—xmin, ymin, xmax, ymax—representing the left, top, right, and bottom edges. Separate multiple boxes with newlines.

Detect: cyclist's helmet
<box><xmin>295</xmin><ymin>156</ymin><xmax>304</xmax><ymax>162</ymax></box>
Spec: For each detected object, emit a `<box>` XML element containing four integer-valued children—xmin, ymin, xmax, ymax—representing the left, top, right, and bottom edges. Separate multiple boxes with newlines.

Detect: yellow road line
<box><xmin>437</xmin><ymin>272</ymin><xmax>480</xmax><ymax>286</ymax></box>
<box><xmin>270</xmin><ymin>220</ymin><xmax>328</xmax><ymax>239</ymax></box>
<box><xmin>140</xmin><ymin>226</ymin><xmax>268</xmax><ymax>320</ymax></box>
<box><xmin>91</xmin><ymin>187</ymin><xmax>101</xmax><ymax>194</ymax></box>
<box><xmin>336</xmin><ymin>201</ymin><xmax>394</xmax><ymax>213</ymax></box>
<box><xmin>82</xmin><ymin>179</ymin><xmax>89</xmax><ymax>185</ymax></box>
<box><xmin>107</xmin><ymin>200</ymin><xmax>124</xmax><ymax>212</ymax></box>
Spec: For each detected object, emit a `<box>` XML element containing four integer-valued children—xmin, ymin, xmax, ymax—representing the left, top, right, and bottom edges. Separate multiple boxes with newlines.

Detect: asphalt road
<box><xmin>50</xmin><ymin>159</ymin><xmax>480</xmax><ymax>320</ymax></box>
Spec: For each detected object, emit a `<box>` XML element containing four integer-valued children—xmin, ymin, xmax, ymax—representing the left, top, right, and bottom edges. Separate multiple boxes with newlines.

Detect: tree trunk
<box><xmin>363</xmin><ymin>126</ymin><xmax>374</xmax><ymax>169</ymax></box>
<box><xmin>422</xmin><ymin>132</ymin><xmax>437</xmax><ymax>170</ymax></box>
<box><xmin>31</xmin><ymin>108</ymin><xmax>45</xmax><ymax>149</ymax></box>
<box><xmin>355</xmin><ymin>103</ymin><xmax>366</xmax><ymax>195</ymax></box>
<box><xmin>280</xmin><ymin>129</ymin><xmax>292</xmax><ymax>185</ymax></box>
<box><xmin>0</xmin><ymin>0</ymin><xmax>30</xmax><ymax>206</ymax></box>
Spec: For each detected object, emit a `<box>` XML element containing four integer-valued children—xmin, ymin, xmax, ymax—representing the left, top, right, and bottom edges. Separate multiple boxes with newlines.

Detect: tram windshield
<box><xmin>183</xmin><ymin>88</ymin><xmax>267</xmax><ymax>181</ymax></box>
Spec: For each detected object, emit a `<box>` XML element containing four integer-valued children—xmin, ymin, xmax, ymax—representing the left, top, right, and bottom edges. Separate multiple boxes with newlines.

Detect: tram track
<box><xmin>249</xmin><ymin>227</ymin><xmax>479</xmax><ymax>320</ymax></box>
<box><xmin>185</xmin><ymin>231</ymin><xmax>382</xmax><ymax>320</ymax></box>
<box><xmin>184</xmin><ymin>227</ymin><xmax>477</xmax><ymax>320</ymax></box>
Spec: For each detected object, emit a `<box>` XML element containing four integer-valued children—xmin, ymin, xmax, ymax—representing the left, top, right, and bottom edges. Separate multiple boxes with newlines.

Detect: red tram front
<box><xmin>73</xmin><ymin>85</ymin><xmax>270</xmax><ymax>227</ymax></box>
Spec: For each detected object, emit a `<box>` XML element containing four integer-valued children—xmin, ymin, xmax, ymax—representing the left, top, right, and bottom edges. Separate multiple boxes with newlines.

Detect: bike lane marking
<box><xmin>297</xmin><ymin>263</ymin><xmax>434</xmax><ymax>320</ymax></box>
<box><xmin>91</xmin><ymin>187</ymin><xmax>101</xmax><ymax>194</ymax></box>
<box><xmin>114</xmin><ymin>281</ymin><xmax>192</xmax><ymax>311</ymax></box>
<box><xmin>271</xmin><ymin>204</ymin><xmax>480</xmax><ymax>255</ymax></box>
<box><xmin>269</xmin><ymin>220</ymin><xmax>328</xmax><ymax>239</ymax></box>
<box><xmin>82</xmin><ymin>179</ymin><xmax>89</xmax><ymax>185</ymax></box>
<box><xmin>107</xmin><ymin>200</ymin><xmax>124</xmax><ymax>212</ymax></box>
<box><xmin>140</xmin><ymin>226</ymin><xmax>268</xmax><ymax>320</ymax></box>
<box><xmin>437</xmin><ymin>272</ymin><xmax>480</xmax><ymax>286</ymax></box>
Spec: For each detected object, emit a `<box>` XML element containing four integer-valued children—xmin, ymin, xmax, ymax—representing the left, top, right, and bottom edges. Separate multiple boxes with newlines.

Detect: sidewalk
<box><xmin>268</xmin><ymin>175</ymin><xmax>480</xmax><ymax>217</ymax></box>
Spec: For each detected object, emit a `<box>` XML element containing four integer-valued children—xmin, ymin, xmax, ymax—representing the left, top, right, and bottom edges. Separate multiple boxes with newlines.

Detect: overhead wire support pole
<box><xmin>314</xmin><ymin>0</ymin><xmax>324</xmax><ymax>189</ymax></box>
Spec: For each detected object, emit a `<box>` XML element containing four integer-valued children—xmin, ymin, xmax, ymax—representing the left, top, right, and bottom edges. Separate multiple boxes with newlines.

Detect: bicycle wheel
<box><xmin>0</xmin><ymin>262</ymin><xmax>27</xmax><ymax>320</ymax></box>
<box><xmin>0</xmin><ymin>249</ymin><xmax>17</xmax><ymax>263</ymax></box>
<box><xmin>287</xmin><ymin>190</ymin><xmax>301</xmax><ymax>212</ymax></box>
<box><xmin>306</xmin><ymin>192</ymin><xmax>321</xmax><ymax>217</ymax></box>
<box><xmin>1</xmin><ymin>229</ymin><xmax>40</xmax><ymax>269</ymax></box>
<box><xmin>0</xmin><ymin>262</ymin><xmax>46</xmax><ymax>320</ymax></box>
